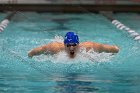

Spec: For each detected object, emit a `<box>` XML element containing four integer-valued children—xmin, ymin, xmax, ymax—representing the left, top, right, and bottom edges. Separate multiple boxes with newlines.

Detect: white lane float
<box><xmin>0</xmin><ymin>12</ymin><xmax>16</xmax><ymax>32</ymax></box>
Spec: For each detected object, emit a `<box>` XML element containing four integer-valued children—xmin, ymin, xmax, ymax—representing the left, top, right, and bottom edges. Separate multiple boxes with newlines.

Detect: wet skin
<box><xmin>65</xmin><ymin>43</ymin><xmax>79</xmax><ymax>58</ymax></box>
<box><xmin>28</xmin><ymin>42</ymin><xmax>119</xmax><ymax>58</ymax></box>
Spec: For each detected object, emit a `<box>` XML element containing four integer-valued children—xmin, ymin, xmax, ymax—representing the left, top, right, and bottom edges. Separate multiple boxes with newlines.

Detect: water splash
<box><xmin>33</xmin><ymin>35</ymin><xmax>114</xmax><ymax>63</ymax></box>
<box><xmin>34</xmin><ymin>48</ymin><xmax>114</xmax><ymax>64</ymax></box>
<box><xmin>79</xmin><ymin>48</ymin><xmax>115</xmax><ymax>63</ymax></box>
<box><xmin>50</xmin><ymin>35</ymin><xmax>64</xmax><ymax>43</ymax></box>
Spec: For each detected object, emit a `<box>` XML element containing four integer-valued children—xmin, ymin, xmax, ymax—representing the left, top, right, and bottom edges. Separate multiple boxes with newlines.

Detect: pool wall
<box><xmin>0</xmin><ymin>4</ymin><xmax>140</xmax><ymax>12</ymax></box>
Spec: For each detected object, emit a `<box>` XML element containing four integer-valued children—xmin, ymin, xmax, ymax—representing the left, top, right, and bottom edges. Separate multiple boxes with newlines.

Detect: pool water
<box><xmin>0</xmin><ymin>12</ymin><xmax>140</xmax><ymax>93</ymax></box>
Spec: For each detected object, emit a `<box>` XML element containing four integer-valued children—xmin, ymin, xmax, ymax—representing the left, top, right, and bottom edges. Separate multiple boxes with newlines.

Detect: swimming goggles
<box><xmin>66</xmin><ymin>43</ymin><xmax>77</xmax><ymax>47</ymax></box>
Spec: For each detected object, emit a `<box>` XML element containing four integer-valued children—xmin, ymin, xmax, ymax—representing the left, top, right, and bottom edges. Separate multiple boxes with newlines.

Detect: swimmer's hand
<box><xmin>28</xmin><ymin>52</ymin><xmax>33</xmax><ymax>58</ymax></box>
<box><xmin>113</xmin><ymin>46</ymin><xmax>119</xmax><ymax>53</ymax></box>
<box><xmin>28</xmin><ymin>49</ymin><xmax>43</xmax><ymax>58</ymax></box>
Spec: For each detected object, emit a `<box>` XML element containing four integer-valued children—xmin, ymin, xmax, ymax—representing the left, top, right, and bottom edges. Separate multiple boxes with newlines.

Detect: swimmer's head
<box><xmin>64</xmin><ymin>32</ymin><xmax>79</xmax><ymax>58</ymax></box>
<box><xmin>64</xmin><ymin>32</ymin><xmax>79</xmax><ymax>45</ymax></box>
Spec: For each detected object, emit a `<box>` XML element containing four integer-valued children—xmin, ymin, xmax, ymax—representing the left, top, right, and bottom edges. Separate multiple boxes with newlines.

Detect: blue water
<box><xmin>0</xmin><ymin>12</ymin><xmax>140</xmax><ymax>93</ymax></box>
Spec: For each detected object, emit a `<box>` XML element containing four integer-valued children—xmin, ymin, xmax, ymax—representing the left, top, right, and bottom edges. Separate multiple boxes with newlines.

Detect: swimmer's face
<box><xmin>65</xmin><ymin>43</ymin><xmax>79</xmax><ymax>58</ymax></box>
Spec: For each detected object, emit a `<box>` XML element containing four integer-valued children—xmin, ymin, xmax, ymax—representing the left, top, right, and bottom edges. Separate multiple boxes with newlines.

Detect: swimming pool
<box><xmin>0</xmin><ymin>12</ymin><xmax>140</xmax><ymax>93</ymax></box>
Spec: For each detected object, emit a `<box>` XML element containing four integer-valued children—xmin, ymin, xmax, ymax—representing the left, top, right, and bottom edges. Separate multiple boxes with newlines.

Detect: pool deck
<box><xmin>0</xmin><ymin>4</ymin><xmax>140</xmax><ymax>12</ymax></box>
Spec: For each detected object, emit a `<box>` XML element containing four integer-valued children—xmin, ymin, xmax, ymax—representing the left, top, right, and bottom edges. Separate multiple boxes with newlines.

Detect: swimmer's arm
<box><xmin>100</xmin><ymin>44</ymin><xmax>119</xmax><ymax>53</ymax></box>
<box><xmin>93</xmin><ymin>43</ymin><xmax>119</xmax><ymax>53</ymax></box>
<box><xmin>28</xmin><ymin>45</ymin><xmax>49</xmax><ymax>58</ymax></box>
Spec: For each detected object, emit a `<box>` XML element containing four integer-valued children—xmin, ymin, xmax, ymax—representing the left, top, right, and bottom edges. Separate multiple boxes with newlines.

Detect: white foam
<box><xmin>34</xmin><ymin>48</ymin><xmax>114</xmax><ymax>64</ymax></box>
<box><xmin>79</xmin><ymin>48</ymin><xmax>114</xmax><ymax>63</ymax></box>
<box><xmin>33</xmin><ymin>36</ymin><xmax>114</xmax><ymax>63</ymax></box>
<box><xmin>51</xmin><ymin>35</ymin><xmax>64</xmax><ymax>43</ymax></box>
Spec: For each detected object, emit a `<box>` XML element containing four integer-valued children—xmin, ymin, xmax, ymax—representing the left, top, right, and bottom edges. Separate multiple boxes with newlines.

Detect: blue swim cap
<box><xmin>64</xmin><ymin>32</ymin><xmax>79</xmax><ymax>45</ymax></box>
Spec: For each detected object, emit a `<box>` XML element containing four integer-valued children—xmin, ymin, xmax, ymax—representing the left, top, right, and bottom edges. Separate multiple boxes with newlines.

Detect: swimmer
<box><xmin>28</xmin><ymin>32</ymin><xmax>119</xmax><ymax>58</ymax></box>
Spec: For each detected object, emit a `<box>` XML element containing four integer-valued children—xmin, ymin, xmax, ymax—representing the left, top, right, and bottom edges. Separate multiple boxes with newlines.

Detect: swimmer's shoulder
<box><xmin>49</xmin><ymin>42</ymin><xmax>64</xmax><ymax>47</ymax></box>
<box><xmin>48</xmin><ymin>42</ymin><xmax>65</xmax><ymax>51</ymax></box>
<box><xmin>40</xmin><ymin>42</ymin><xmax>64</xmax><ymax>54</ymax></box>
<box><xmin>79</xmin><ymin>41</ymin><xmax>96</xmax><ymax>47</ymax></box>
<box><xmin>40</xmin><ymin>42</ymin><xmax>64</xmax><ymax>49</ymax></box>
<box><xmin>79</xmin><ymin>41</ymin><xmax>102</xmax><ymax>51</ymax></box>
